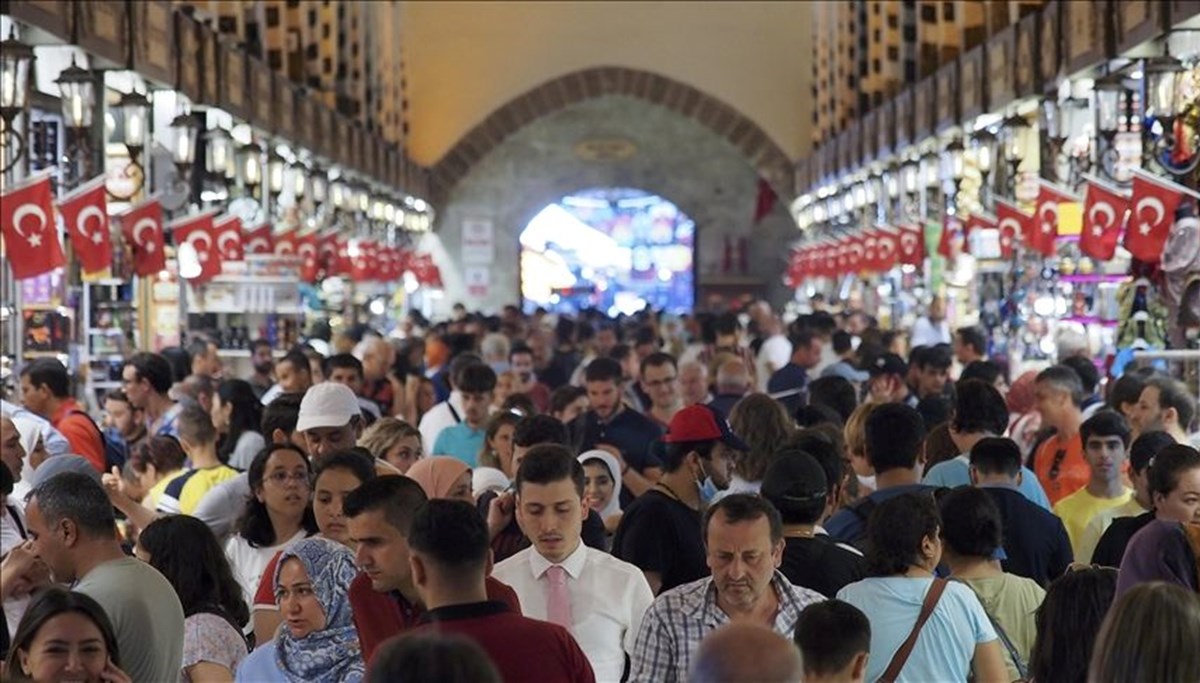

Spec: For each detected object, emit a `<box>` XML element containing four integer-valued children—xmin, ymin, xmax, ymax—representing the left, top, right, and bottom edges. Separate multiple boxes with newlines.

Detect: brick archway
<box><xmin>428</xmin><ymin>66</ymin><xmax>795</xmax><ymax>205</ymax></box>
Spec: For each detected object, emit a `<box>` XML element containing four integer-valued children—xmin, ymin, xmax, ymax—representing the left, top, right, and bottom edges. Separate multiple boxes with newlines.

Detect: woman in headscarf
<box><xmin>1116</xmin><ymin>519</ymin><xmax>1200</xmax><ymax>598</ymax></box>
<box><xmin>9</xmin><ymin>414</ymin><xmax>50</xmax><ymax>502</ymax></box>
<box><xmin>406</xmin><ymin>456</ymin><xmax>473</xmax><ymax>503</ymax></box>
<box><xmin>578</xmin><ymin>449</ymin><xmax>623</xmax><ymax>535</ymax></box>
<box><xmin>235</xmin><ymin>537</ymin><xmax>365</xmax><ymax>682</ymax></box>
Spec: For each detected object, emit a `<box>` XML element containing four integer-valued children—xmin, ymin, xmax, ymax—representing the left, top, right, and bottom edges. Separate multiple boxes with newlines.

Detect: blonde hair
<box><xmin>358</xmin><ymin>417</ymin><xmax>420</xmax><ymax>460</ymax></box>
<box><xmin>843</xmin><ymin>402</ymin><xmax>880</xmax><ymax>459</ymax></box>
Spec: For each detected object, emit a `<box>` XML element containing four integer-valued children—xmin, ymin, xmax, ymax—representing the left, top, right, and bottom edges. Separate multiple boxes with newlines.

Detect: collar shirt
<box><xmin>493</xmin><ymin>542</ymin><xmax>654</xmax><ymax>682</ymax></box>
<box><xmin>628</xmin><ymin>572</ymin><xmax>825</xmax><ymax>683</ymax></box>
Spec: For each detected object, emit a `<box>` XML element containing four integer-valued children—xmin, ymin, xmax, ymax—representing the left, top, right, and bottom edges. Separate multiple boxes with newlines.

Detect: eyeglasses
<box><xmin>1048</xmin><ymin>448</ymin><xmax>1067</xmax><ymax>480</ymax></box>
<box><xmin>266</xmin><ymin>471</ymin><xmax>311</xmax><ymax>487</ymax></box>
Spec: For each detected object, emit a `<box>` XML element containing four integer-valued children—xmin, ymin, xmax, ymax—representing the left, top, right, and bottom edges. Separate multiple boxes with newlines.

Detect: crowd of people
<box><xmin>1</xmin><ymin>299</ymin><xmax>1199</xmax><ymax>683</ymax></box>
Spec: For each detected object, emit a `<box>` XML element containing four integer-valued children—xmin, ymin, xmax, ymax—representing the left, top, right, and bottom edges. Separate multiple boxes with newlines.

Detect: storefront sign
<box><xmin>1015</xmin><ymin>13</ymin><xmax>1039</xmax><ymax>97</ymax></box>
<box><xmin>1039</xmin><ymin>2</ymin><xmax>1061</xmax><ymax>92</ymax></box>
<box><xmin>131</xmin><ymin>1</ymin><xmax>173</xmax><ymax>86</ymax></box>
<box><xmin>914</xmin><ymin>78</ymin><xmax>935</xmax><ymax>140</ymax></box>
<box><xmin>895</xmin><ymin>90</ymin><xmax>913</xmax><ymax>148</ymax></box>
<box><xmin>1116</xmin><ymin>1</ymin><xmax>1164</xmax><ymax>55</ymax></box>
<box><xmin>877</xmin><ymin>101</ymin><xmax>894</xmax><ymax>158</ymax></box>
<box><xmin>219</xmin><ymin>40</ymin><xmax>249</xmax><ymax>122</ymax></box>
<box><xmin>6</xmin><ymin>0</ymin><xmax>72</xmax><ymax>41</ymax></box>
<box><xmin>249</xmin><ymin>61</ymin><xmax>273</xmax><ymax>133</ymax></box>
<box><xmin>464</xmin><ymin>266</ymin><xmax>490</xmax><ymax>298</ymax></box>
<box><xmin>961</xmin><ymin>46</ymin><xmax>986</xmax><ymax>122</ymax></box>
<box><xmin>935</xmin><ymin>61</ymin><xmax>959</xmax><ymax>134</ymax></box>
<box><xmin>76</xmin><ymin>1</ymin><xmax>127</xmax><ymax>67</ymax></box>
<box><xmin>462</xmin><ymin>218</ymin><xmax>494</xmax><ymax>264</ymax></box>
<box><xmin>986</xmin><ymin>27</ymin><xmax>1016</xmax><ymax>112</ymax></box>
<box><xmin>1064</xmin><ymin>0</ymin><xmax>1112</xmax><ymax>75</ymax></box>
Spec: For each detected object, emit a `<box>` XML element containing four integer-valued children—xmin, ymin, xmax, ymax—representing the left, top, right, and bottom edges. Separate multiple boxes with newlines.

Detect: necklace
<box><xmin>656</xmin><ymin>481</ymin><xmax>697</xmax><ymax>510</ymax></box>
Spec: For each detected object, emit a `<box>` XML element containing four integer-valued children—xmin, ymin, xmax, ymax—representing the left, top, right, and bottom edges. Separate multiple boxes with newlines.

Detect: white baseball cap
<box><xmin>296</xmin><ymin>382</ymin><xmax>362</xmax><ymax>432</ymax></box>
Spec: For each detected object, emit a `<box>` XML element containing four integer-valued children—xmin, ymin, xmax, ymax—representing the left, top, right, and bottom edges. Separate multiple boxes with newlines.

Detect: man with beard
<box><xmin>249</xmin><ymin>339</ymin><xmax>276</xmax><ymax>399</ymax></box>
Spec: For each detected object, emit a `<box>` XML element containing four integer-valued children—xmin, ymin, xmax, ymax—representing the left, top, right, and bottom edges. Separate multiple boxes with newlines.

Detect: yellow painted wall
<box><xmin>401</xmin><ymin>0</ymin><xmax>814</xmax><ymax>166</ymax></box>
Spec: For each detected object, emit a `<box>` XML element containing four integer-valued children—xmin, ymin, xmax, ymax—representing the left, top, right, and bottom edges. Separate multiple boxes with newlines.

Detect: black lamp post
<box><xmin>0</xmin><ymin>26</ymin><xmax>35</xmax><ymax>176</ymax></box>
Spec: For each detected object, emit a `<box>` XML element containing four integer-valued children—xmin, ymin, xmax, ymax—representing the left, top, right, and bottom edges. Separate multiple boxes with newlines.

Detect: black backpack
<box><xmin>846</xmin><ymin>486</ymin><xmax>950</xmax><ymax>552</ymax></box>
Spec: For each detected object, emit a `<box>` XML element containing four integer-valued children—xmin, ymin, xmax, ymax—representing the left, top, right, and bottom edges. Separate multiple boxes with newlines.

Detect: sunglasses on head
<box><xmin>1049</xmin><ymin>448</ymin><xmax>1067</xmax><ymax>480</ymax></box>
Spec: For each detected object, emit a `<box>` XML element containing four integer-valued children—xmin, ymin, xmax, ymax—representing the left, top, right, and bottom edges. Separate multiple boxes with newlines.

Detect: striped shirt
<box><xmin>629</xmin><ymin>572</ymin><xmax>825</xmax><ymax>683</ymax></box>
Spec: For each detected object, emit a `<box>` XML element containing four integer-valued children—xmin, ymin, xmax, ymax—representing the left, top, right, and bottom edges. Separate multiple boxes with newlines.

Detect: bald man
<box><xmin>357</xmin><ymin>336</ymin><xmax>397</xmax><ymax>415</ymax></box>
<box><xmin>708</xmin><ymin>359</ymin><xmax>750</xmax><ymax>418</ymax></box>
<box><xmin>678</xmin><ymin>361</ymin><xmax>712</xmax><ymax>406</ymax></box>
<box><xmin>691</xmin><ymin>622</ymin><xmax>804</xmax><ymax>683</ymax></box>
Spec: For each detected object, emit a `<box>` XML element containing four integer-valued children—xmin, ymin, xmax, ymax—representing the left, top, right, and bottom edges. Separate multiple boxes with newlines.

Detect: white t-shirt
<box><xmin>756</xmin><ymin>335</ymin><xmax>793</xmax><ymax>391</ymax></box>
<box><xmin>223</xmin><ymin>529</ymin><xmax>308</xmax><ymax>624</ymax></box>
<box><xmin>910</xmin><ymin>317</ymin><xmax>952</xmax><ymax>348</ymax></box>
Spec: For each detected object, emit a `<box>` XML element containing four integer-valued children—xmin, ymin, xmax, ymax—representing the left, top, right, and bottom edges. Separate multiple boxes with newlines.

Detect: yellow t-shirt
<box><xmin>1074</xmin><ymin>497</ymin><xmax>1146</xmax><ymax>564</ymax></box>
<box><xmin>145</xmin><ymin>469</ymin><xmax>189</xmax><ymax>511</ymax></box>
<box><xmin>1054</xmin><ymin>487</ymin><xmax>1133</xmax><ymax>560</ymax></box>
<box><xmin>157</xmin><ymin>465</ymin><xmax>240</xmax><ymax>516</ymax></box>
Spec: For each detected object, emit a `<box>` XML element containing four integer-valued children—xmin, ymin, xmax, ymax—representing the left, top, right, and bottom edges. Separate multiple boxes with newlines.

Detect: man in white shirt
<box><xmin>493</xmin><ymin>444</ymin><xmax>654</xmax><ymax>682</ymax></box>
<box><xmin>755</xmin><ymin>316</ymin><xmax>792</xmax><ymax>392</ymax></box>
<box><xmin>909</xmin><ymin>295</ymin><xmax>952</xmax><ymax>348</ymax></box>
<box><xmin>418</xmin><ymin>353</ymin><xmax>481</xmax><ymax>452</ymax></box>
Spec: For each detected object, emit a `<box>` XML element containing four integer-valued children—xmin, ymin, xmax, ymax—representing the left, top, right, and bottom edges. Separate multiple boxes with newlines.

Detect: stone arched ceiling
<box><xmin>429</xmin><ymin>66</ymin><xmax>796</xmax><ymax>207</ymax></box>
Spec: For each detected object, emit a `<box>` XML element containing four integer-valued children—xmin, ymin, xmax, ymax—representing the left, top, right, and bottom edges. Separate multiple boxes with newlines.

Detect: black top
<box><xmin>983</xmin><ymin>486</ymin><xmax>1074</xmax><ymax>587</ymax></box>
<box><xmin>1092</xmin><ymin>511</ymin><xmax>1156</xmax><ymax>568</ymax></box>
<box><xmin>779</xmin><ymin>535</ymin><xmax>867</xmax><ymax>598</ymax></box>
<box><xmin>612</xmin><ymin>489</ymin><xmax>707</xmax><ymax>593</ymax></box>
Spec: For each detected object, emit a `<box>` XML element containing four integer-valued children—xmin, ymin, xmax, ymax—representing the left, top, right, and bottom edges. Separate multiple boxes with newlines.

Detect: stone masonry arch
<box><xmin>428</xmin><ymin>66</ymin><xmax>796</xmax><ymax>206</ymax></box>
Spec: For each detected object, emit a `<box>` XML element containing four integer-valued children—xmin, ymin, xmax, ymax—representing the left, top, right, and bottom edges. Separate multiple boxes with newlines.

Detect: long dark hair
<box><xmin>139</xmin><ymin>515</ymin><xmax>250</xmax><ymax>630</ymax></box>
<box><xmin>216</xmin><ymin>379</ymin><xmax>264</xmax><ymax>464</ymax></box>
<box><xmin>237</xmin><ymin>444</ymin><xmax>318</xmax><ymax>548</ymax></box>
<box><xmin>5</xmin><ymin>587</ymin><xmax>120</xmax><ymax>673</ymax></box>
<box><xmin>1029</xmin><ymin>567</ymin><xmax>1118</xmax><ymax>683</ymax></box>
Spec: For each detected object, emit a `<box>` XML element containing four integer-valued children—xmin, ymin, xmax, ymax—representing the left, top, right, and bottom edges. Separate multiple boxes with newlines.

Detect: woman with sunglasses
<box><xmin>224</xmin><ymin>445</ymin><xmax>318</xmax><ymax>632</ymax></box>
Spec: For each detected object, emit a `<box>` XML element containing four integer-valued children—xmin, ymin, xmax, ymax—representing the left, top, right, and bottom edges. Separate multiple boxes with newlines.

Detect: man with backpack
<box><xmin>19</xmin><ymin>359</ymin><xmax>108</xmax><ymax>473</ymax></box>
<box><xmin>824</xmin><ymin>403</ymin><xmax>940</xmax><ymax>549</ymax></box>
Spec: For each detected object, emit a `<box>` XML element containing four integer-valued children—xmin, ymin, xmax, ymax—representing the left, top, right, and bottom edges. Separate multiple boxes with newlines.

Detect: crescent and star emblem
<box><xmin>11</xmin><ymin>204</ymin><xmax>48</xmax><ymax>247</ymax></box>
<box><xmin>75</xmin><ymin>206</ymin><xmax>107</xmax><ymax>245</ymax></box>
<box><xmin>132</xmin><ymin>218</ymin><xmax>158</xmax><ymax>253</ymax></box>
<box><xmin>1134</xmin><ymin>197</ymin><xmax>1165</xmax><ymax>236</ymax></box>
<box><xmin>187</xmin><ymin>230</ymin><xmax>212</xmax><ymax>263</ymax></box>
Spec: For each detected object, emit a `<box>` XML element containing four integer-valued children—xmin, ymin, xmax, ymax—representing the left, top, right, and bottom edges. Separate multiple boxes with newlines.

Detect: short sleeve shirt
<box><xmin>182</xmin><ymin>612</ymin><xmax>248</xmax><ymax>682</ymax></box>
<box><xmin>431</xmin><ymin>422</ymin><xmax>486</xmax><ymax>467</ymax></box>
<box><xmin>611</xmin><ymin>490</ymin><xmax>707</xmax><ymax>593</ymax></box>
<box><xmin>1033</xmin><ymin>432</ymin><xmax>1089</xmax><ymax>505</ymax></box>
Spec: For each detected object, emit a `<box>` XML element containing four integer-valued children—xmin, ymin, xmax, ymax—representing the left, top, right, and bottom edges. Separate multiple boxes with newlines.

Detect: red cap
<box><xmin>662</xmin><ymin>404</ymin><xmax>749</xmax><ymax>450</ymax></box>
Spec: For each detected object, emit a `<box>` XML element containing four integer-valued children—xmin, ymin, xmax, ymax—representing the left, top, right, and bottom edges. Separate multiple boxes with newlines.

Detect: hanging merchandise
<box><xmin>118</xmin><ymin>198</ymin><xmax>166</xmax><ymax>277</ymax></box>
<box><xmin>1116</xmin><ymin>276</ymin><xmax>1169</xmax><ymax>349</ymax></box>
<box><xmin>244</xmin><ymin>223</ymin><xmax>273</xmax><ymax>255</ymax></box>
<box><xmin>1124</xmin><ymin>170</ymin><xmax>1195</xmax><ymax>263</ymax></box>
<box><xmin>1161</xmin><ymin>214</ymin><xmax>1200</xmax><ymax>345</ymax></box>
<box><xmin>56</xmin><ymin>176</ymin><xmax>112</xmax><ymax>274</ymax></box>
<box><xmin>1080</xmin><ymin>177</ymin><xmax>1130</xmax><ymax>261</ymax></box>
<box><xmin>1</xmin><ymin>173</ymin><xmax>65</xmax><ymax>280</ymax></box>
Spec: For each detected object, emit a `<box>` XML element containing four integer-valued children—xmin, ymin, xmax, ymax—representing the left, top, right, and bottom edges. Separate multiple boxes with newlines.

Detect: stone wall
<box><xmin>425</xmin><ymin>95</ymin><xmax>797</xmax><ymax>317</ymax></box>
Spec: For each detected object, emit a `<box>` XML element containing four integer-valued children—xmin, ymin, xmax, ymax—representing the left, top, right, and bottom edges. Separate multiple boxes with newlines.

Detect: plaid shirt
<box><xmin>629</xmin><ymin>572</ymin><xmax>825</xmax><ymax>683</ymax></box>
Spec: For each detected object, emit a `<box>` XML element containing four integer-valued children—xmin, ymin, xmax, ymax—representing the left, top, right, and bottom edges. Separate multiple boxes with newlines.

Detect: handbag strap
<box><xmin>878</xmin><ymin>578</ymin><xmax>948</xmax><ymax>683</ymax></box>
<box><xmin>951</xmin><ymin>579</ymin><xmax>1028</xmax><ymax>680</ymax></box>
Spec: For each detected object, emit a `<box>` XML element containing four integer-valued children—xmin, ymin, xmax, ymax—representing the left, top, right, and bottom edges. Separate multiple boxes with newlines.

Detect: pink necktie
<box><xmin>545</xmin><ymin>565</ymin><xmax>572</xmax><ymax>629</ymax></box>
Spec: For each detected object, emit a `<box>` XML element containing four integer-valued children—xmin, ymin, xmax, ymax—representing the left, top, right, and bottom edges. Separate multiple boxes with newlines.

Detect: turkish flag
<box><xmin>876</xmin><ymin>227</ymin><xmax>900</xmax><ymax>271</ymax></box>
<box><xmin>1080</xmin><ymin>179</ymin><xmax>1130</xmax><ymax>261</ymax></box>
<box><xmin>860</xmin><ymin>231</ymin><xmax>880</xmax><ymax>272</ymax></box>
<box><xmin>243</xmin><ymin>223</ymin><xmax>274</xmax><ymax>255</ymax></box>
<box><xmin>897</xmin><ymin>224</ymin><xmax>924</xmax><ymax>266</ymax></box>
<box><xmin>274</xmin><ymin>229</ymin><xmax>298</xmax><ymax>257</ymax></box>
<box><xmin>1031</xmin><ymin>181</ymin><xmax>1080</xmax><ymax>257</ymax></box>
<box><xmin>354</xmin><ymin>240</ymin><xmax>380</xmax><ymax>281</ymax></box>
<box><xmin>335</xmin><ymin>237</ymin><xmax>353</xmax><ymax>277</ymax></box>
<box><xmin>170</xmin><ymin>211</ymin><xmax>221</xmax><ymax>284</ymax></box>
<box><xmin>963</xmin><ymin>212</ymin><xmax>997</xmax><ymax>256</ymax></box>
<box><xmin>213</xmin><ymin>215</ymin><xmax>244</xmax><ymax>262</ymax></box>
<box><xmin>1</xmin><ymin>174</ymin><xmax>66</xmax><ymax>279</ymax></box>
<box><xmin>118</xmin><ymin>198</ymin><xmax>166</xmax><ymax>276</ymax></box>
<box><xmin>1124</xmin><ymin>170</ymin><xmax>1191</xmax><ymax>263</ymax></box>
<box><xmin>938</xmin><ymin>216</ymin><xmax>963</xmax><ymax>258</ymax></box>
<box><xmin>318</xmin><ymin>233</ymin><xmax>339</xmax><ymax>276</ymax></box>
<box><xmin>297</xmin><ymin>232</ymin><xmax>320</xmax><ymax>283</ymax></box>
<box><xmin>56</xmin><ymin>176</ymin><xmax>112</xmax><ymax>274</ymax></box>
<box><xmin>994</xmin><ymin>199</ymin><xmax>1031</xmax><ymax>260</ymax></box>
<box><xmin>845</xmin><ymin>234</ymin><xmax>865</xmax><ymax>273</ymax></box>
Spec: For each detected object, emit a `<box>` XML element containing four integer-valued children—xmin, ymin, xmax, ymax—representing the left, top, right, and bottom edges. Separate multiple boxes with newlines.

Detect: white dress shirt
<box><xmin>493</xmin><ymin>542</ymin><xmax>654</xmax><ymax>682</ymax></box>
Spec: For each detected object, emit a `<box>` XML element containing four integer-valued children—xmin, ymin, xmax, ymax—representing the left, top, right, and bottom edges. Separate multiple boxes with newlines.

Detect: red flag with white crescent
<box><xmin>56</xmin><ymin>176</ymin><xmax>112</xmax><ymax>273</ymax></box>
<box><xmin>1031</xmin><ymin>180</ymin><xmax>1080</xmax><ymax>257</ymax></box>
<box><xmin>897</xmin><ymin>224</ymin><xmax>924</xmax><ymax>266</ymax></box>
<box><xmin>938</xmin><ymin>216</ymin><xmax>963</xmax><ymax>258</ymax></box>
<box><xmin>963</xmin><ymin>212</ymin><xmax>997</xmax><ymax>256</ymax></box>
<box><xmin>861</xmin><ymin>230</ymin><xmax>880</xmax><ymax>272</ymax></box>
<box><xmin>1123</xmin><ymin>170</ymin><xmax>1193</xmax><ymax>263</ymax></box>
<box><xmin>845</xmin><ymin>234</ymin><xmax>865</xmax><ymax>273</ymax></box>
<box><xmin>243</xmin><ymin>223</ymin><xmax>274</xmax><ymax>255</ymax></box>
<box><xmin>214</xmin><ymin>215</ymin><xmax>244</xmax><ymax>262</ymax></box>
<box><xmin>118</xmin><ymin>198</ymin><xmax>166</xmax><ymax>276</ymax></box>
<box><xmin>1</xmin><ymin>174</ymin><xmax>66</xmax><ymax>279</ymax></box>
<box><xmin>875</xmin><ymin>227</ymin><xmax>900</xmax><ymax>271</ymax></box>
<box><xmin>994</xmin><ymin>199</ymin><xmax>1032</xmax><ymax>260</ymax></box>
<box><xmin>298</xmin><ymin>232</ymin><xmax>320</xmax><ymax>283</ymax></box>
<box><xmin>318</xmin><ymin>232</ymin><xmax>339</xmax><ymax>276</ymax></box>
<box><xmin>169</xmin><ymin>211</ymin><xmax>221</xmax><ymax>284</ymax></box>
<box><xmin>1080</xmin><ymin>178</ymin><xmax>1130</xmax><ymax>261</ymax></box>
<box><xmin>274</xmin><ymin>229</ymin><xmax>298</xmax><ymax>257</ymax></box>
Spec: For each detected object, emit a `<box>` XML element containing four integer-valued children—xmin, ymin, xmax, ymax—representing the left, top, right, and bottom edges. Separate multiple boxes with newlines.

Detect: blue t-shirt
<box><xmin>431</xmin><ymin>422</ymin><xmax>486</xmax><ymax>467</ymax></box>
<box><xmin>923</xmin><ymin>455</ymin><xmax>1052</xmax><ymax>510</ymax></box>
<box><xmin>838</xmin><ymin>577</ymin><xmax>997</xmax><ymax>683</ymax></box>
<box><xmin>825</xmin><ymin>483</ymin><xmax>938</xmax><ymax>544</ymax></box>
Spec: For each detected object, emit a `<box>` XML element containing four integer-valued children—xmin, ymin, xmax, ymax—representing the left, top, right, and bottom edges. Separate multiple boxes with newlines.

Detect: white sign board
<box><xmin>462</xmin><ymin>218</ymin><xmax>494</xmax><ymax>264</ymax></box>
<box><xmin>464</xmin><ymin>266</ymin><xmax>490</xmax><ymax>298</ymax></box>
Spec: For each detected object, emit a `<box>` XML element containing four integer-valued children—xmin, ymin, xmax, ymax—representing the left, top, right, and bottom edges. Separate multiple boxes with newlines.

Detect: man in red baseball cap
<box><xmin>611</xmin><ymin>404</ymin><xmax>746</xmax><ymax>595</ymax></box>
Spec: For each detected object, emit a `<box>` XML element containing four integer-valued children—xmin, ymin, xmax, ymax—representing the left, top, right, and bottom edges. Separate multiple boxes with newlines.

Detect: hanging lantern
<box><xmin>206</xmin><ymin>127</ymin><xmax>234</xmax><ymax>178</ymax></box>
<box><xmin>1144</xmin><ymin>57</ymin><xmax>1184</xmax><ymax>119</ymax></box>
<box><xmin>1093</xmin><ymin>74</ymin><xmax>1127</xmax><ymax>136</ymax></box>
<box><xmin>118</xmin><ymin>90</ymin><xmax>150</xmax><ymax>151</ymax></box>
<box><xmin>0</xmin><ymin>26</ymin><xmax>35</xmax><ymax>115</ymax></box>
<box><xmin>55</xmin><ymin>56</ymin><xmax>95</xmax><ymax>130</ymax></box>
<box><xmin>169</xmin><ymin>110</ymin><xmax>199</xmax><ymax>168</ymax></box>
<box><xmin>237</xmin><ymin>141</ymin><xmax>262</xmax><ymax>188</ymax></box>
<box><xmin>267</xmin><ymin>148</ymin><xmax>286</xmax><ymax>194</ymax></box>
<box><xmin>945</xmin><ymin>139</ymin><xmax>965</xmax><ymax>181</ymax></box>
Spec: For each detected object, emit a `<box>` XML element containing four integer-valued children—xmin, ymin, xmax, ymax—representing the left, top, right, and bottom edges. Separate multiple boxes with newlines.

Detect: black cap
<box><xmin>868</xmin><ymin>352</ymin><xmax>908</xmax><ymax>378</ymax></box>
<box><xmin>761</xmin><ymin>450</ymin><xmax>829</xmax><ymax>508</ymax></box>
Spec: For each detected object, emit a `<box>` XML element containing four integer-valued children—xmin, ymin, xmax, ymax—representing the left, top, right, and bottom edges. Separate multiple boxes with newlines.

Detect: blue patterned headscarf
<box><xmin>273</xmin><ymin>537</ymin><xmax>365</xmax><ymax>683</ymax></box>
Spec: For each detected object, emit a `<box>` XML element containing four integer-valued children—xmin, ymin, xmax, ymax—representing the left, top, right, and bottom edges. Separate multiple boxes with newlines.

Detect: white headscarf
<box><xmin>577</xmin><ymin>449</ymin><xmax>623</xmax><ymax>518</ymax></box>
<box><xmin>10</xmin><ymin>415</ymin><xmax>43</xmax><ymax>482</ymax></box>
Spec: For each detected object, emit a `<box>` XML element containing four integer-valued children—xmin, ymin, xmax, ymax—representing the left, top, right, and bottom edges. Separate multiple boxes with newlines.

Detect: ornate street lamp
<box><xmin>1093</xmin><ymin>72</ymin><xmax>1129</xmax><ymax>183</ymax></box>
<box><xmin>0</xmin><ymin>26</ymin><xmax>35</xmax><ymax>175</ymax></box>
<box><xmin>206</xmin><ymin>127</ymin><xmax>234</xmax><ymax>182</ymax></box>
<box><xmin>236</xmin><ymin>141</ymin><xmax>262</xmax><ymax>195</ymax></box>
<box><xmin>267</xmin><ymin>147</ymin><xmax>286</xmax><ymax>197</ymax></box>
<box><xmin>55</xmin><ymin>56</ymin><xmax>96</xmax><ymax>185</ymax></box>
<box><xmin>109</xmin><ymin>89</ymin><xmax>150</xmax><ymax>200</ymax></box>
<box><xmin>169</xmin><ymin>110</ymin><xmax>199</xmax><ymax>177</ymax></box>
<box><xmin>1001</xmin><ymin>114</ymin><xmax>1028</xmax><ymax>195</ymax></box>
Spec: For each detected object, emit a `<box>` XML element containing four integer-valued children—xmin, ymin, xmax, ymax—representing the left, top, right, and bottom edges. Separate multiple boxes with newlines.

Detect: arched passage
<box><xmin>520</xmin><ymin>188</ymin><xmax>696</xmax><ymax>315</ymax></box>
<box><xmin>428</xmin><ymin>66</ymin><xmax>796</xmax><ymax>205</ymax></box>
